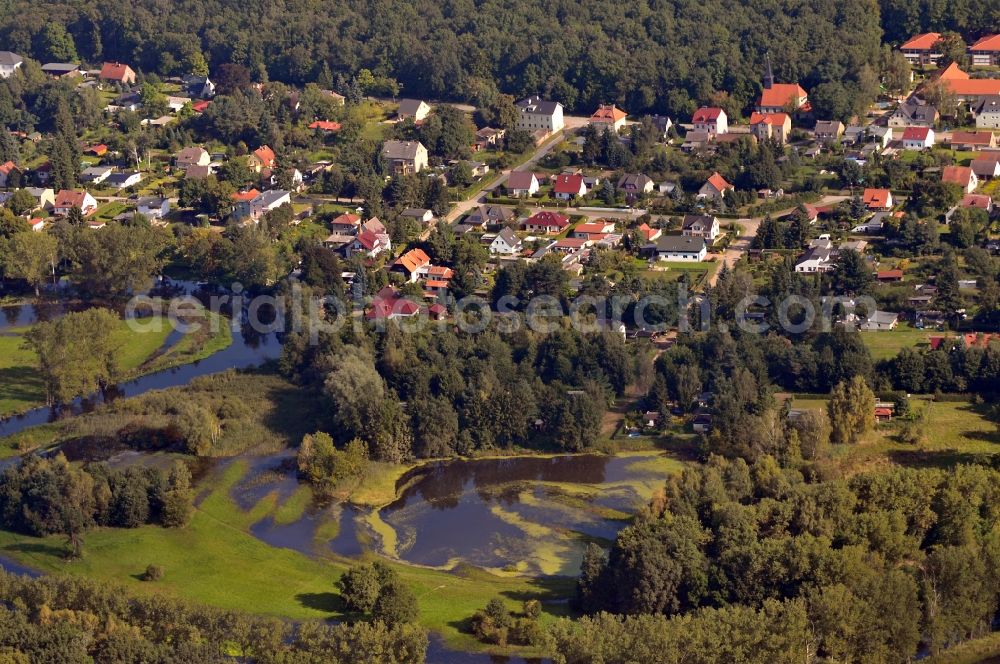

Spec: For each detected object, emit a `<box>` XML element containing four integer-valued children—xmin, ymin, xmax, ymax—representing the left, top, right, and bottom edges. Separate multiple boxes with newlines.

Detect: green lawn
<box><xmin>0</xmin><ymin>317</ymin><xmax>173</xmax><ymax>417</ymax></box>
<box><xmin>860</xmin><ymin>323</ymin><xmax>932</xmax><ymax>360</ymax></box>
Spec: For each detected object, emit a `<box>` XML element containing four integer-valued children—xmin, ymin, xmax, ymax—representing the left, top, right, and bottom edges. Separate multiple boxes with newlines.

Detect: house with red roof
<box><xmin>757</xmin><ymin>59</ymin><xmax>810</xmax><ymax>115</ymax></box>
<box><xmin>900</xmin><ymin>33</ymin><xmax>943</xmax><ymax>66</ymax></box>
<box><xmin>950</xmin><ymin>131</ymin><xmax>997</xmax><ymax>151</ymax></box>
<box><xmin>309</xmin><ymin>120</ymin><xmax>342</xmax><ymax>132</ymax></box>
<box><xmin>523</xmin><ymin>211</ymin><xmax>569</xmax><ymax>234</ymax></box>
<box><xmin>99</xmin><ymin>62</ymin><xmax>136</xmax><ymax>86</ymax></box>
<box><xmin>231</xmin><ymin>188</ymin><xmax>260</xmax><ymax>203</ymax></box>
<box><xmin>0</xmin><ymin>161</ymin><xmax>19</xmax><ymax>188</ymax></box>
<box><xmin>637</xmin><ymin>223</ymin><xmax>662</xmax><ymax>242</ymax></box>
<box><xmin>589</xmin><ymin>104</ymin><xmax>628</xmax><ymax>132</ymax></box>
<box><xmin>698</xmin><ymin>172</ymin><xmax>733</xmax><ymax>203</ymax></box>
<box><xmin>901</xmin><ymin>126</ymin><xmax>935</xmax><ymax>150</ymax></box>
<box><xmin>85</xmin><ymin>144</ymin><xmax>108</xmax><ymax>157</ymax></box>
<box><xmin>941</xmin><ymin>165</ymin><xmax>978</xmax><ymax>193</ymax></box>
<box><xmin>691</xmin><ymin>107</ymin><xmax>728</xmax><ymax>135</ymax></box>
<box><xmin>367</xmin><ymin>286</ymin><xmax>422</xmax><ymax>320</ymax></box>
<box><xmin>862</xmin><ymin>188</ymin><xmax>894</xmax><ymax>211</ymax></box>
<box><xmin>53</xmin><ymin>189</ymin><xmax>98</xmax><ymax>216</ymax></box>
<box><xmin>552</xmin><ymin>173</ymin><xmax>587</xmax><ymax>200</ymax></box>
<box><xmin>876</xmin><ymin>269</ymin><xmax>904</xmax><ymax>282</ymax></box>
<box><xmin>749</xmin><ymin>112</ymin><xmax>791</xmax><ymax>145</ymax></box>
<box><xmin>961</xmin><ymin>193</ymin><xmax>992</xmax><ymax>212</ymax></box>
<box><xmin>248</xmin><ymin>145</ymin><xmax>277</xmax><ymax>172</ymax></box>
<box><xmin>191</xmin><ymin>100</ymin><xmax>211</xmax><ymax>113</ymax></box>
<box><xmin>970</xmin><ymin>35</ymin><xmax>1000</xmax><ymax>67</ymax></box>
<box><xmin>573</xmin><ymin>221</ymin><xmax>616</xmax><ymax>240</ymax></box>
<box><xmin>348</xmin><ymin>228</ymin><xmax>390</xmax><ymax>258</ymax></box>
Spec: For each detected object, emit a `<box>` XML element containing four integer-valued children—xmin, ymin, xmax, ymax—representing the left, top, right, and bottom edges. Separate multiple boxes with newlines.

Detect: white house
<box><xmin>515</xmin><ymin>97</ymin><xmax>564</xmax><ymax>134</ymax></box>
<box><xmin>697</xmin><ymin>172</ymin><xmax>733</xmax><ymax>203</ymax></box>
<box><xmin>249</xmin><ymin>190</ymin><xmax>291</xmax><ymax>221</ymax></box>
<box><xmin>794</xmin><ymin>246</ymin><xmax>835</xmax><ymax>273</ymax></box>
<box><xmin>80</xmin><ymin>166</ymin><xmax>114</xmax><ymax>185</ymax></box>
<box><xmin>681</xmin><ymin>214</ymin><xmax>720</xmax><ymax>241</ymax></box>
<box><xmin>53</xmin><ymin>190</ymin><xmax>98</xmax><ymax>216</ymax></box>
<box><xmin>974</xmin><ymin>97</ymin><xmax>1000</xmax><ymax>129</ymax></box>
<box><xmin>901</xmin><ymin>126</ymin><xmax>935</xmax><ymax>150</ymax></box>
<box><xmin>397</xmin><ymin>99</ymin><xmax>431</xmax><ymax>122</ymax></box>
<box><xmin>136</xmin><ymin>196</ymin><xmax>170</xmax><ymax>220</ymax></box>
<box><xmin>506</xmin><ymin>171</ymin><xmax>539</xmax><ymax>197</ymax></box>
<box><xmin>651</xmin><ymin>236</ymin><xmax>707</xmax><ymax>262</ymax></box>
<box><xmin>489</xmin><ymin>227</ymin><xmax>523</xmax><ymax>255</ymax></box>
<box><xmin>691</xmin><ymin>107</ymin><xmax>728</xmax><ymax>135</ymax></box>
<box><xmin>106</xmin><ymin>171</ymin><xmax>143</xmax><ymax>190</ymax></box>
<box><xmin>0</xmin><ymin>52</ymin><xmax>23</xmax><ymax>79</ymax></box>
<box><xmin>552</xmin><ymin>174</ymin><xmax>587</xmax><ymax>200</ymax></box>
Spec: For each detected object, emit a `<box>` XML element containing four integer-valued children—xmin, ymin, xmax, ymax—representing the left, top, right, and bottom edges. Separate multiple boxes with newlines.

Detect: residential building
<box><xmin>969</xmin><ymin>35</ymin><xmax>1000</xmax><ymax>66</ymax></box>
<box><xmin>53</xmin><ymin>190</ymin><xmax>98</xmax><ymax>216</ymax></box>
<box><xmin>573</xmin><ymin>221</ymin><xmax>616</xmax><ymax>239</ymax></box>
<box><xmin>681</xmin><ymin>214</ymin><xmax>720</xmax><ymax>241</ymax></box>
<box><xmin>348</xmin><ymin>228</ymin><xmax>390</xmax><ymax>258</ymax></box>
<box><xmin>649</xmin><ymin>235</ymin><xmax>707</xmax><ymax>262</ymax></box>
<box><xmin>691</xmin><ymin>107</ymin><xmax>728</xmax><ymax>135</ymax></box>
<box><xmin>901</xmin><ymin>126</ymin><xmax>935</xmax><ymax>150</ymax></box>
<box><xmin>24</xmin><ymin>188</ymin><xmax>55</xmax><ymax>211</ymax></box>
<box><xmin>860</xmin><ymin>311</ymin><xmax>899</xmax><ymax>331</ymax></box>
<box><xmin>392</xmin><ymin>248</ymin><xmax>432</xmax><ymax>282</ymax></box>
<box><xmin>900</xmin><ymin>33</ymin><xmax>942</xmax><ymax>65</ymax></box>
<box><xmin>971</xmin><ymin>156</ymin><xmax>1000</xmax><ymax>180</ymax></box>
<box><xmin>183</xmin><ymin>75</ymin><xmax>216</xmax><ymax>98</ymax></box>
<box><xmin>40</xmin><ymin>62</ymin><xmax>81</xmax><ymax>78</ymax></box>
<box><xmin>887</xmin><ymin>96</ymin><xmax>939</xmax><ymax>128</ymax></box>
<box><xmin>99</xmin><ymin>62</ymin><xmax>136</xmax><ymax>85</ymax></box>
<box><xmin>617</xmin><ymin>173</ymin><xmax>654</xmax><ymax>199</ymax></box>
<box><xmin>474</xmin><ymin>127</ymin><xmax>505</xmax><ymax>150</ymax></box>
<box><xmin>329</xmin><ymin>213</ymin><xmax>362</xmax><ymax>234</ymax></box>
<box><xmin>974</xmin><ymin>96</ymin><xmax>1000</xmax><ymax>129</ymax></box>
<box><xmin>106</xmin><ymin>172</ymin><xmax>142</xmax><ymax>190</ymax></box>
<box><xmin>309</xmin><ymin>120</ymin><xmax>341</xmax><ymax>132</ymax></box>
<box><xmin>961</xmin><ymin>193</ymin><xmax>993</xmax><ymax>212</ymax></box>
<box><xmin>247</xmin><ymin>145</ymin><xmax>277</xmax><ymax>172</ymax></box>
<box><xmin>397</xmin><ymin>99</ymin><xmax>431</xmax><ymax>122</ymax></box>
<box><xmin>950</xmin><ymin>131</ymin><xmax>997</xmax><ymax>151</ymax></box>
<box><xmin>794</xmin><ymin>245</ymin><xmax>835</xmax><ymax>273</ymax></box>
<box><xmin>813</xmin><ymin>120</ymin><xmax>844</xmax><ymax>142</ymax></box>
<box><xmin>506</xmin><ymin>171</ymin><xmax>539</xmax><ymax>197</ymax></box>
<box><xmin>466</xmin><ymin>204</ymin><xmax>513</xmax><ymax>227</ymax></box>
<box><xmin>175</xmin><ymin>146</ymin><xmax>211</xmax><ymax>169</ymax></box>
<box><xmin>0</xmin><ymin>51</ymin><xmax>23</xmax><ymax>79</ymax></box>
<box><xmin>79</xmin><ymin>166</ymin><xmax>113</xmax><ymax>184</ymax></box>
<box><xmin>515</xmin><ymin>97</ymin><xmax>564</xmax><ymax>134</ymax></box>
<box><xmin>589</xmin><ymin>104</ymin><xmax>627</xmax><ymax>132</ymax></box>
<box><xmin>381</xmin><ymin>140</ymin><xmax>428</xmax><ymax>175</ymax></box>
<box><xmin>936</xmin><ymin>62</ymin><xmax>1000</xmax><ymax>103</ymax></box>
<box><xmin>367</xmin><ymin>286</ymin><xmax>421</xmax><ymax>320</ymax></box>
<box><xmin>489</xmin><ymin>227</ymin><xmax>523</xmax><ymax>255</ymax></box>
<box><xmin>136</xmin><ymin>196</ymin><xmax>170</xmax><ymax>220</ymax></box>
<box><xmin>553</xmin><ymin>173</ymin><xmax>587</xmax><ymax>200</ymax></box>
<box><xmin>185</xmin><ymin>164</ymin><xmax>213</xmax><ymax>180</ymax></box>
<box><xmin>0</xmin><ymin>161</ymin><xmax>20</xmax><ymax>188</ymax></box>
<box><xmin>248</xmin><ymin>190</ymin><xmax>291</xmax><ymax>222</ymax></box>
<box><xmin>863</xmin><ymin>188</ymin><xmax>894</xmax><ymax>210</ymax></box>
<box><xmin>941</xmin><ymin>165</ymin><xmax>978</xmax><ymax>193</ymax></box>
<box><xmin>637</xmin><ymin>223</ymin><xmax>662</xmax><ymax>242</ymax></box>
<box><xmin>553</xmin><ymin>237</ymin><xmax>591</xmax><ymax>254</ymax></box>
<box><xmin>523</xmin><ymin>211</ymin><xmax>569</xmax><ymax>234</ymax></box>
<box><xmin>400</xmin><ymin>208</ymin><xmax>434</xmax><ymax>225</ymax></box>
<box><xmin>749</xmin><ymin>112</ymin><xmax>791</xmax><ymax>144</ymax></box>
<box><xmin>698</xmin><ymin>172</ymin><xmax>733</xmax><ymax>203</ymax></box>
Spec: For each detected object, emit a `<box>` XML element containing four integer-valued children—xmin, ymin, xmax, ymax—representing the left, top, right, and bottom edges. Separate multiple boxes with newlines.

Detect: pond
<box><xmin>234</xmin><ymin>451</ymin><xmax>675</xmax><ymax>577</ymax></box>
<box><xmin>0</xmin><ymin>280</ymin><xmax>283</xmax><ymax>438</ymax></box>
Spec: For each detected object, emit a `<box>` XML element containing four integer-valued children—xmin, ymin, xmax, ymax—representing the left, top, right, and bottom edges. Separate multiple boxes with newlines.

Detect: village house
<box><xmin>974</xmin><ymin>97</ymin><xmax>1000</xmax><ymax>129</ymax></box>
<box><xmin>515</xmin><ymin>96</ymin><xmax>564</xmax><ymax>134</ymax></box>
<box><xmin>247</xmin><ymin>145</ymin><xmax>277</xmax><ymax>172</ymax></box>
<box><xmin>901</xmin><ymin>126</ymin><xmax>935</xmax><ymax>150</ymax></box>
<box><xmin>589</xmin><ymin>104</ymin><xmax>628</xmax><ymax>132</ymax></box>
<box><xmin>474</xmin><ymin>127</ymin><xmax>505</xmax><ymax>150</ymax></box>
<box><xmin>749</xmin><ymin>112</ymin><xmax>791</xmax><ymax>145</ymax></box>
<box><xmin>308</xmin><ymin>120</ymin><xmax>341</xmax><ymax>132</ymax></box>
<box><xmin>698</xmin><ymin>172</ymin><xmax>733</xmax><ymax>203</ymax></box>
<box><xmin>392</xmin><ymin>248</ymin><xmax>432</xmax><ymax>282</ymax></box>
<box><xmin>969</xmin><ymin>35</ymin><xmax>1000</xmax><ymax>67</ymax></box>
<box><xmin>691</xmin><ymin>107</ymin><xmax>728</xmax><ymax>135</ymax></box>
<box><xmin>637</xmin><ymin>222</ymin><xmax>662</xmax><ymax>242</ymax></box>
<box><xmin>506</xmin><ymin>171</ymin><xmax>539</xmax><ymax>197</ymax></box>
<box><xmin>397</xmin><ymin>99</ymin><xmax>431</xmax><ymax>123</ymax></box>
<box><xmin>53</xmin><ymin>189</ymin><xmax>98</xmax><ymax>216</ymax></box>
<box><xmin>617</xmin><ymin>173</ymin><xmax>654</xmax><ymax>199</ymax></box>
<box><xmin>961</xmin><ymin>193</ymin><xmax>993</xmax><ymax>212</ymax></box>
<box><xmin>185</xmin><ymin>164</ymin><xmax>213</xmax><ymax>180</ymax></box>
<box><xmin>950</xmin><ymin>131</ymin><xmax>997</xmax><ymax>151</ymax></box>
<box><xmin>400</xmin><ymin>208</ymin><xmax>434</xmax><ymax>225</ymax></box>
<box><xmin>681</xmin><ymin>214</ymin><xmax>720</xmax><ymax>241</ymax></box>
<box><xmin>99</xmin><ymin>62</ymin><xmax>136</xmax><ymax>86</ymax></box>
<box><xmin>0</xmin><ymin>161</ymin><xmax>20</xmax><ymax>188</ymax></box>
<box><xmin>900</xmin><ymin>33</ymin><xmax>942</xmax><ymax>66</ymax></box>
<box><xmin>935</xmin><ymin>62</ymin><xmax>1000</xmax><ymax>104</ymax></box>
<box><xmin>681</xmin><ymin>130</ymin><xmax>714</xmax><ymax>152</ymax></box>
<box><xmin>863</xmin><ymin>188</ymin><xmax>894</xmax><ymax>211</ymax></box>
<box><xmin>136</xmin><ymin>196</ymin><xmax>170</xmax><ymax>220</ymax></box>
<box><xmin>887</xmin><ymin>96</ymin><xmax>939</xmax><ymax>128</ymax></box>
<box><xmin>0</xmin><ymin>52</ymin><xmax>23</xmax><ymax>79</ymax></box>
<box><xmin>553</xmin><ymin>173</ymin><xmax>587</xmax><ymax>200</ymax></box>
<box><xmin>573</xmin><ymin>220</ymin><xmax>616</xmax><ymax>240</ymax></box>
<box><xmin>106</xmin><ymin>171</ymin><xmax>143</xmax><ymax>190</ymax></box>
<box><xmin>183</xmin><ymin>75</ymin><xmax>215</xmax><ymax>99</ymax></box>
<box><xmin>382</xmin><ymin>140</ymin><xmax>428</xmax><ymax>175</ymax></box>
<box><xmin>523</xmin><ymin>211</ymin><xmax>569</xmax><ymax>234</ymax></box>
<box><xmin>466</xmin><ymin>204</ymin><xmax>514</xmax><ymax>227</ymax></box>
<box><xmin>25</xmin><ymin>187</ymin><xmax>55</xmax><ymax>211</ymax></box>
<box><xmin>794</xmin><ymin>245</ymin><xmax>835</xmax><ymax>273</ymax></box>
<box><xmin>553</xmin><ymin>237</ymin><xmax>591</xmax><ymax>254</ymax></box>
<box><xmin>40</xmin><ymin>62</ymin><xmax>80</xmax><ymax>79</ymax></box>
<box><xmin>329</xmin><ymin>213</ymin><xmax>361</xmax><ymax>234</ymax></box>
<box><xmin>175</xmin><ymin>146</ymin><xmax>211</xmax><ymax>169</ymax></box>
<box><xmin>649</xmin><ymin>235</ymin><xmax>707</xmax><ymax>262</ymax></box>
<box><xmin>367</xmin><ymin>286</ymin><xmax>421</xmax><ymax>320</ymax></box>
<box><xmin>813</xmin><ymin>120</ymin><xmax>844</xmax><ymax>143</ymax></box>
<box><xmin>860</xmin><ymin>311</ymin><xmax>899</xmax><ymax>331</ymax></box>
<box><xmin>971</xmin><ymin>156</ymin><xmax>1000</xmax><ymax>180</ymax></box>
<box><xmin>347</xmin><ymin>222</ymin><xmax>391</xmax><ymax>258</ymax></box>
<box><xmin>942</xmin><ymin>165</ymin><xmax>978</xmax><ymax>193</ymax></box>
<box><xmin>488</xmin><ymin>227</ymin><xmax>523</xmax><ymax>255</ymax></box>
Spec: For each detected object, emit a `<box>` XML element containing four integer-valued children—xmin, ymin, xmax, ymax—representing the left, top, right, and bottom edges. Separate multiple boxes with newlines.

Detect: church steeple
<box><xmin>763</xmin><ymin>53</ymin><xmax>774</xmax><ymax>89</ymax></box>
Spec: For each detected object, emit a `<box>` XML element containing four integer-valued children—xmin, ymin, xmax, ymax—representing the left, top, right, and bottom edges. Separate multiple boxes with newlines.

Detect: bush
<box><xmin>142</xmin><ymin>564</ymin><xmax>164</xmax><ymax>581</ymax></box>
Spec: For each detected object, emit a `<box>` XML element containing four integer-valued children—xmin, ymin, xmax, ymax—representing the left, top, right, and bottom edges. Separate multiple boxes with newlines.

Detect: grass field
<box><xmin>0</xmin><ymin>317</ymin><xmax>173</xmax><ymax>417</ymax></box>
<box><xmin>860</xmin><ymin>323</ymin><xmax>931</xmax><ymax>360</ymax></box>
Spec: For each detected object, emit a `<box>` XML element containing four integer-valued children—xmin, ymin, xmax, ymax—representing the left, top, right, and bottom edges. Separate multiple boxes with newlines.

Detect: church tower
<box><xmin>763</xmin><ymin>53</ymin><xmax>774</xmax><ymax>90</ymax></box>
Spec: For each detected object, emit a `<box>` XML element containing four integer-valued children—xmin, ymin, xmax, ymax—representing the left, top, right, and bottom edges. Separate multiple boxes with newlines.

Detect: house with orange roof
<box><xmin>247</xmin><ymin>145</ymin><xmax>277</xmax><ymax>172</ymax></box>
<box><xmin>934</xmin><ymin>62</ymin><xmax>1000</xmax><ymax>102</ymax></box>
<box><xmin>589</xmin><ymin>104</ymin><xmax>628</xmax><ymax>132</ymax></box>
<box><xmin>757</xmin><ymin>84</ymin><xmax>809</xmax><ymax>114</ymax></box>
<box><xmin>969</xmin><ymin>35</ymin><xmax>1000</xmax><ymax>67</ymax></box>
<box><xmin>862</xmin><ymin>188</ymin><xmax>894</xmax><ymax>211</ymax></box>
<box><xmin>99</xmin><ymin>62</ymin><xmax>136</xmax><ymax>86</ymax></box>
<box><xmin>637</xmin><ymin>223</ymin><xmax>662</xmax><ymax>242</ymax></box>
<box><xmin>698</xmin><ymin>172</ymin><xmax>733</xmax><ymax>203</ymax></box>
<box><xmin>573</xmin><ymin>221</ymin><xmax>616</xmax><ymax>240</ymax></box>
<box><xmin>749</xmin><ymin>112</ymin><xmax>791</xmax><ymax>145</ymax></box>
<box><xmin>231</xmin><ymin>188</ymin><xmax>260</xmax><ymax>203</ymax></box>
<box><xmin>391</xmin><ymin>248</ymin><xmax>431</xmax><ymax>282</ymax></box>
<box><xmin>941</xmin><ymin>165</ymin><xmax>978</xmax><ymax>193</ymax></box>
<box><xmin>309</xmin><ymin>120</ymin><xmax>342</xmax><ymax>132</ymax></box>
<box><xmin>900</xmin><ymin>33</ymin><xmax>943</xmax><ymax>66</ymax></box>
<box><xmin>691</xmin><ymin>107</ymin><xmax>728</xmax><ymax>135</ymax></box>
<box><xmin>0</xmin><ymin>161</ymin><xmax>19</xmax><ymax>188</ymax></box>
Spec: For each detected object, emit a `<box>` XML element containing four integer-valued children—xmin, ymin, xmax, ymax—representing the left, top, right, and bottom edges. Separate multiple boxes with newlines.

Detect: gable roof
<box><xmin>902</xmin><ymin>126</ymin><xmax>931</xmax><ymax>141</ymax></box>
<box><xmin>749</xmin><ymin>111</ymin><xmax>789</xmax><ymax>126</ymax></box>
<box><xmin>507</xmin><ymin>171</ymin><xmax>537</xmax><ymax>190</ymax></box>
<box><xmin>950</xmin><ymin>130</ymin><xmax>995</xmax><ymax>146</ymax></box>
<box><xmin>590</xmin><ymin>104</ymin><xmax>627</xmax><ymax>122</ymax></box>
<box><xmin>941</xmin><ymin>165</ymin><xmax>975</xmax><ymax>187</ymax></box>
<box><xmin>970</xmin><ymin>35</ymin><xmax>1000</xmax><ymax>51</ymax></box>
<box><xmin>54</xmin><ymin>189</ymin><xmax>90</xmax><ymax>208</ymax></box>
<box><xmin>0</xmin><ymin>52</ymin><xmax>23</xmax><ymax>67</ymax></box>
<box><xmin>252</xmin><ymin>145</ymin><xmax>276</xmax><ymax>167</ymax></box>
<box><xmin>900</xmin><ymin>33</ymin><xmax>941</xmax><ymax>50</ymax></box>
<box><xmin>495</xmin><ymin>227</ymin><xmax>520</xmax><ymax>247</ymax></box>
<box><xmin>961</xmin><ymin>193</ymin><xmax>992</xmax><ymax>209</ymax></box>
<box><xmin>970</xmin><ymin>156</ymin><xmax>1000</xmax><ymax>177</ymax></box>
<box><xmin>397</xmin><ymin>99</ymin><xmax>429</xmax><ymax>116</ymax></box>
<box><xmin>309</xmin><ymin>120</ymin><xmax>342</xmax><ymax>131</ymax></box>
<box><xmin>99</xmin><ymin>62</ymin><xmax>133</xmax><ymax>81</ymax></box>
<box><xmin>0</xmin><ymin>161</ymin><xmax>16</xmax><ymax>175</ymax></box>
<box><xmin>393</xmin><ymin>248</ymin><xmax>431</xmax><ymax>273</ymax></box>
<box><xmin>863</xmin><ymin>188</ymin><xmax>892</xmax><ymax>208</ymax></box>
<box><xmin>553</xmin><ymin>173</ymin><xmax>585</xmax><ymax>194</ymax></box>
<box><xmin>516</xmin><ymin>96</ymin><xmax>561</xmax><ymax>115</ymax></box>
<box><xmin>682</xmin><ymin>214</ymin><xmax>717</xmax><ymax>230</ymax></box>
<box><xmin>935</xmin><ymin>63</ymin><xmax>1000</xmax><ymax>97</ymax></box>
<box><xmin>759</xmin><ymin>83</ymin><xmax>807</xmax><ymax>109</ymax></box>
<box><xmin>706</xmin><ymin>172</ymin><xmax>732</xmax><ymax>192</ymax></box>
<box><xmin>382</xmin><ymin>140</ymin><xmax>425</xmax><ymax>160</ymax></box>
<box><xmin>525</xmin><ymin>211</ymin><xmax>569</xmax><ymax>229</ymax></box>
<box><xmin>692</xmin><ymin>107</ymin><xmax>724</xmax><ymax>123</ymax></box>
<box><xmin>654</xmin><ymin>235</ymin><xmax>706</xmax><ymax>253</ymax></box>
<box><xmin>231</xmin><ymin>188</ymin><xmax>261</xmax><ymax>202</ymax></box>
